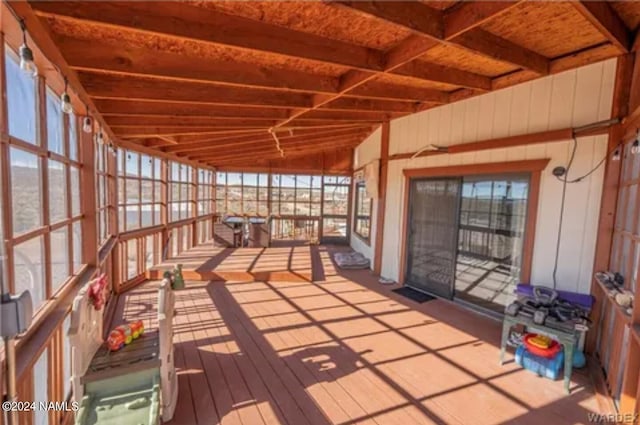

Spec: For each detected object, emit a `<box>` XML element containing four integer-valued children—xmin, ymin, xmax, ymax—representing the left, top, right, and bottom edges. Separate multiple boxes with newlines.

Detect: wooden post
<box><xmin>80</xmin><ymin>119</ymin><xmax>97</xmax><ymax>266</ymax></box>
<box><xmin>587</xmin><ymin>53</ymin><xmax>633</xmax><ymax>353</ymax></box>
<box><xmin>373</xmin><ymin>121</ymin><xmax>389</xmax><ymax>276</ymax></box>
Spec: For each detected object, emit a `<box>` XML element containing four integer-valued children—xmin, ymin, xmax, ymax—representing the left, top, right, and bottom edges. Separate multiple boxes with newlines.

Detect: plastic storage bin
<box><xmin>515</xmin><ymin>344</ymin><xmax>564</xmax><ymax>380</ymax></box>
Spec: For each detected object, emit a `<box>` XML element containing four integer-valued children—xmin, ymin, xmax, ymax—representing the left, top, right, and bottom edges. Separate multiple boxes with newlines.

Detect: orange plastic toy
<box><xmin>107</xmin><ymin>320</ymin><xmax>145</xmax><ymax>351</ymax></box>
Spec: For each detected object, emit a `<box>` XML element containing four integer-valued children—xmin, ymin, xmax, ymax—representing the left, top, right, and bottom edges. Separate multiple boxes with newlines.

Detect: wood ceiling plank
<box><xmin>94</xmin><ymin>100</ymin><xmax>291</xmax><ymax>119</ymax></box>
<box><xmin>164</xmin><ymin>126</ymin><xmax>373</xmax><ymax>153</ymax></box>
<box><xmin>450</xmin><ymin>28</ymin><xmax>549</xmax><ymax>75</ymax></box>
<box><xmin>54</xmin><ymin>35</ymin><xmax>341</xmax><ymax>93</ymax></box>
<box><xmin>77</xmin><ymin>72</ymin><xmax>314</xmax><ymax>108</ymax></box>
<box><xmin>30</xmin><ymin>1</ymin><xmax>386</xmax><ymax>71</ymax></box>
<box><xmin>443</xmin><ymin>1</ymin><xmax>524</xmax><ymax>39</ymax></box>
<box><xmin>391</xmin><ymin>61</ymin><xmax>491</xmax><ymax>90</ymax></box>
<box><xmin>338</xmin><ymin>0</ymin><xmax>547</xmax><ymax>74</ymax></box>
<box><xmin>573</xmin><ymin>2</ymin><xmax>631</xmax><ymax>53</ymax></box>
<box><xmin>114</xmin><ymin>127</ymin><xmax>269</xmax><ymax>137</ymax></box>
<box><xmin>321</xmin><ymin>97</ymin><xmax>418</xmax><ymax>113</ymax></box>
<box><xmin>105</xmin><ymin>116</ymin><xmax>279</xmax><ymax>127</ymax></box>
<box><xmin>336</xmin><ymin>2</ymin><xmax>444</xmax><ymax>39</ymax></box>
<box><xmin>182</xmin><ymin>134</ymin><xmax>368</xmax><ymax>159</ymax></box>
<box><xmin>349</xmin><ymin>81</ymin><xmax>450</xmax><ymax>103</ymax></box>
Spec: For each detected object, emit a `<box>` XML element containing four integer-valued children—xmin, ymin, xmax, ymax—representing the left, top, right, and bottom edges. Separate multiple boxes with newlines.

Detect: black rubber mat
<box><xmin>392</xmin><ymin>286</ymin><xmax>436</xmax><ymax>303</ymax></box>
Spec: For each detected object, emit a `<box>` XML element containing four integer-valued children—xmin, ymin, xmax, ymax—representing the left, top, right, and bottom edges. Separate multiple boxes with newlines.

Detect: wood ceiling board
<box><xmin>113</xmin><ymin>127</ymin><xmax>271</xmax><ymax>137</ymax></box>
<box><xmin>43</xmin><ymin>15</ymin><xmax>350</xmax><ymax>77</ymax></box>
<box><xmin>492</xmin><ymin>42</ymin><xmax>620</xmax><ymax>90</ymax></box>
<box><xmin>94</xmin><ymin>100</ymin><xmax>291</xmax><ymax>119</ymax></box>
<box><xmin>418</xmin><ymin>43</ymin><xmax>518</xmax><ymax>77</ymax></box>
<box><xmin>181</xmin><ymin>135</ymin><xmax>368</xmax><ymax>159</ymax></box>
<box><xmin>349</xmin><ymin>81</ymin><xmax>449</xmax><ymax>103</ymax></box>
<box><xmin>31</xmin><ymin>1</ymin><xmax>385</xmax><ymax>71</ymax></box>
<box><xmin>611</xmin><ymin>2</ymin><xmax>640</xmax><ymax>32</ymax></box>
<box><xmin>322</xmin><ymin>97</ymin><xmax>418</xmax><ymax>113</ymax></box>
<box><xmin>391</xmin><ymin>60</ymin><xmax>492</xmax><ymax>90</ymax></box>
<box><xmin>299</xmin><ymin>110</ymin><xmax>393</xmax><ymax>121</ymax></box>
<box><xmin>481</xmin><ymin>2</ymin><xmax>609</xmax><ymax>58</ymax></box>
<box><xmin>104</xmin><ymin>116</ymin><xmax>280</xmax><ymax>127</ymax></box>
<box><xmin>372</xmin><ymin>73</ymin><xmax>459</xmax><ymax>92</ymax></box>
<box><xmin>53</xmin><ymin>35</ymin><xmax>340</xmax><ymax>94</ymax></box>
<box><xmin>171</xmin><ymin>128</ymin><xmax>373</xmax><ymax>154</ymax></box>
<box><xmin>191</xmin><ymin>0</ymin><xmax>411</xmax><ymax>51</ymax></box>
<box><xmin>77</xmin><ymin>72</ymin><xmax>314</xmax><ymax>108</ymax></box>
<box><xmin>572</xmin><ymin>2</ymin><xmax>631</xmax><ymax>52</ymax></box>
<box><xmin>443</xmin><ymin>1</ymin><xmax>524</xmax><ymax>39</ymax></box>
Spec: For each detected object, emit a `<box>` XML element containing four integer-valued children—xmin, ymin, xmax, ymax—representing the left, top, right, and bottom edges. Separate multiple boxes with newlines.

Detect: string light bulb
<box><xmin>632</xmin><ymin>139</ymin><xmax>640</xmax><ymax>155</ymax></box>
<box><xmin>18</xmin><ymin>20</ymin><xmax>37</xmax><ymax>78</ymax></box>
<box><xmin>61</xmin><ymin>77</ymin><xmax>73</xmax><ymax>114</ymax></box>
<box><xmin>83</xmin><ymin>116</ymin><xmax>92</xmax><ymax>133</ymax></box>
<box><xmin>96</xmin><ymin>131</ymin><xmax>104</xmax><ymax>145</ymax></box>
<box><xmin>612</xmin><ymin>147</ymin><xmax>621</xmax><ymax>161</ymax></box>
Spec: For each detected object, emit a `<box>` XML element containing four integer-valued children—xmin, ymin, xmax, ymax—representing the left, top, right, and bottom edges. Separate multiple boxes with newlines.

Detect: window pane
<box><xmin>14</xmin><ymin>235</ymin><xmax>45</xmax><ymax>311</ymax></box>
<box><xmin>126</xmin><ymin>205</ymin><xmax>140</xmax><ymax>230</ymax></box>
<box><xmin>141</xmin><ymin>180</ymin><xmax>153</xmax><ymax>203</ymax></box>
<box><xmin>154</xmin><ymin>158</ymin><xmax>162</xmax><ymax>179</ymax></box>
<box><xmin>153</xmin><ymin>204</ymin><xmax>161</xmax><ymax>225</ymax></box>
<box><xmin>146</xmin><ymin>235</ymin><xmax>154</xmax><ymax>270</ymax></box>
<box><xmin>323</xmin><ymin>218</ymin><xmax>347</xmax><ymax>237</ymax></box>
<box><xmin>11</xmin><ymin>148</ymin><xmax>42</xmax><ymax>234</ymax></box>
<box><xmin>49</xmin><ymin>159</ymin><xmax>67</xmax><ymax>223</ymax></box>
<box><xmin>126</xmin><ymin>151</ymin><xmax>139</xmax><ymax>176</ymax></box>
<box><xmin>63</xmin><ymin>314</ymin><xmax>72</xmax><ymax>397</ymax></box>
<box><xmin>142</xmin><ymin>205</ymin><xmax>153</xmax><ymax>227</ymax></box>
<box><xmin>51</xmin><ymin>225</ymin><xmax>70</xmax><ymax>292</ymax></box>
<box><xmin>141</xmin><ymin>155</ymin><xmax>152</xmax><ymax>178</ymax></box>
<box><xmin>6</xmin><ymin>50</ymin><xmax>37</xmax><ymax>143</ymax></box>
<box><xmin>73</xmin><ymin>220</ymin><xmax>82</xmax><ymax>272</ymax></box>
<box><xmin>70</xmin><ymin>166</ymin><xmax>81</xmax><ymax>217</ymax></box>
<box><xmin>127</xmin><ymin>239</ymin><xmax>137</xmax><ymax>279</ymax></box>
<box><xmin>47</xmin><ymin>88</ymin><xmax>64</xmax><ymax>155</ymax></box>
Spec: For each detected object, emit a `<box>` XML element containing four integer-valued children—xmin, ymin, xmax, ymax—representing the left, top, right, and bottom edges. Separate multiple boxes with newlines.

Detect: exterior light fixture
<box><xmin>83</xmin><ymin>116</ymin><xmax>92</xmax><ymax>133</ymax></box>
<box><xmin>18</xmin><ymin>20</ymin><xmax>37</xmax><ymax>77</ymax></box>
<box><xmin>612</xmin><ymin>148</ymin><xmax>621</xmax><ymax>161</ymax></box>
<box><xmin>96</xmin><ymin>131</ymin><xmax>104</xmax><ymax>145</ymax></box>
<box><xmin>61</xmin><ymin>77</ymin><xmax>73</xmax><ymax>114</ymax></box>
<box><xmin>632</xmin><ymin>139</ymin><xmax>640</xmax><ymax>155</ymax></box>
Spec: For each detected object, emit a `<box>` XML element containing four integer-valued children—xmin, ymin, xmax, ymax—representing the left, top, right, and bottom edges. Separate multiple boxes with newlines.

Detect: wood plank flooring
<box><xmin>117</xmin><ymin>246</ymin><xmax>606</xmax><ymax>425</ymax></box>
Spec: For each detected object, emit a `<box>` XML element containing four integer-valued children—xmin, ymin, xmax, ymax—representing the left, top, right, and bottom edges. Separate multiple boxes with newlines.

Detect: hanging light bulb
<box><xmin>96</xmin><ymin>131</ymin><xmax>104</xmax><ymax>145</ymax></box>
<box><xmin>612</xmin><ymin>148</ymin><xmax>621</xmax><ymax>161</ymax></box>
<box><xmin>82</xmin><ymin>104</ymin><xmax>92</xmax><ymax>133</ymax></box>
<box><xmin>632</xmin><ymin>139</ymin><xmax>640</xmax><ymax>155</ymax></box>
<box><xmin>61</xmin><ymin>77</ymin><xmax>73</xmax><ymax>114</ymax></box>
<box><xmin>18</xmin><ymin>20</ymin><xmax>37</xmax><ymax>77</ymax></box>
<box><xmin>83</xmin><ymin>116</ymin><xmax>92</xmax><ymax>133</ymax></box>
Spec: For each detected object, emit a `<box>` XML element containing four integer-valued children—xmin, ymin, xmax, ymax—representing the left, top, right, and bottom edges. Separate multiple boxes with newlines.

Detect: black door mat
<box><xmin>392</xmin><ymin>286</ymin><xmax>436</xmax><ymax>303</ymax></box>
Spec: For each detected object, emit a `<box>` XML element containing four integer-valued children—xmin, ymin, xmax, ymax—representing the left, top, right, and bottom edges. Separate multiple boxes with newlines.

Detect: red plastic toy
<box><xmin>88</xmin><ymin>274</ymin><xmax>108</xmax><ymax>310</ymax></box>
<box><xmin>107</xmin><ymin>320</ymin><xmax>145</xmax><ymax>351</ymax></box>
<box><xmin>523</xmin><ymin>333</ymin><xmax>562</xmax><ymax>358</ymax></box>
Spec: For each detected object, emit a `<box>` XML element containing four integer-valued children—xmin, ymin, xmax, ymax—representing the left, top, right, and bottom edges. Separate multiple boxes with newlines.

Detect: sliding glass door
<box><xmin>405</xmin><ymin>173</ymin><xmax>530</xmax><ymax>312</ymax></box>
<box><xmin>405</xmin><ymin>178</ymin><xmax>461</xmax><ymax>299</ymax></box>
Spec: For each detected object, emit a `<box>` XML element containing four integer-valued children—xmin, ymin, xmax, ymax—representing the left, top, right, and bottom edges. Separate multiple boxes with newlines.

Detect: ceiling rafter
<box><xmin>164</xmin><ymin>126</ymin><xmax>374</xmax><ymax>154</ymax></box>
<box><xmin>572</xmin><ymin>1</ymin><xmax>631</xmax><ymax>53</ymax></box>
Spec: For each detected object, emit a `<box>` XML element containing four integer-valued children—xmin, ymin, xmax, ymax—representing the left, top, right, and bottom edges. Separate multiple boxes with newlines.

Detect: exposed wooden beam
<box><xmin>451</xmin><ymin>29</ymin><xmax>549</xmax><ymax>75</ymax></box>
<box><xmin>197</xmin><ymin>138</ymin><xmax>363</xmax><ymax>162</ymax></box>
<box><xmin>177</xmin><ymin>129</ymin><xmax>372</xmax><ymax>156</ymax></box>
<box><xmin>78</xmin><ymin>72</ymin><xmax>314</xmax><ymax>108</ymax></box>
<box><xmin>336</xmin><ymin>2</ymin><xmax>443</xmax><ymax>39</ymax></box>
<box><xmin>322</xmin><ymin>97</ymin><xmax>418</xmax><ymax>113</ymax></box>
<box><xmin>53</xmin><ymin>35</ymin><xmax>341</xmax><ymax>94</ymax></box>
<box><xmin>348</xmin><ymin>81</ymin><xmax>449</xmax><ymax>103</ymax></box>
<box><xmin>164</xmin><ymin>126</ymin><xmax>373</xmax><ymax>153</ymax></box>
<box><xmin>185</xmin><ymin>135</ymin><xmax>367</xmax><ymax>160</ymax></box>
<box><xmin>94</xmin><ymin>99</ymin><xmax>292</xmax><ymax>119</ymax></box>
<box><xmin>573</xmin><ymin>1</ymin><xmax>631</xmax><ymax>53</ymax></box>
<box><xmin>373</xmin><ymin>121</ymin><xmax>389</xmax><ymax>276</ymax></box>
<box><xmin>443</xmin><ymin>1</ymin><xmax>524</xmax><ymax>39</ymax></box>
<box><xmin>114</xmin><ymin>127</ymin><xmax>270</xmax><ymax>137</ymax></box>
<box><xmin>391</xmin><ymin>61</ymin><xmax>491</xmax><ymax>90</ymax></box>
<box><xmin>338</xmin><ymin>1</ymin><xmax>548</xmax><ymax>74</ymax></box>
<box><xmin>30</xmin><ymin>1</ymin><xmax>386</xmax><ymax>71</ymax></box>
<box><xmin>105</xmin><ymin>116</ymin><xmax>279</xmax><ymax>127</ymax></box>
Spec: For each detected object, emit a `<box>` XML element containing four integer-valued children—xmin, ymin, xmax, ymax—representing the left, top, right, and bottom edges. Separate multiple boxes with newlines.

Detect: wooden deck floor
<box><xmin>118</xmin><ymin>246</ymin><xmax>605</xmax><ymax>425</ymax></box>
<box><xmin>147</xmin><ymin>243</ymin><xmax>315</xmax><ymax>282</ymax></box>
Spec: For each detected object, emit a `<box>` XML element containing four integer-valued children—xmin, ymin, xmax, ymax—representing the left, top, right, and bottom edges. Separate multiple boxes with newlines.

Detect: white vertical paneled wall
<box><xmin>361</xmin><ymin>59</ymin><xmax>617</xmax><ymax>294</ymax></box>
<box><xmin>351</xmin><ymin>127</ymin><xmax>382</xmax><ymax>263</ymax></box>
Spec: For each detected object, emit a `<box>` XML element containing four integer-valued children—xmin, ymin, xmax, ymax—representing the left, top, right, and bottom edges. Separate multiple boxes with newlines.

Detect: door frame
<box><xmin>405</xmin><ymin>176</ymin><xmax>462</xmax><ymax>299</ymax></box>
<box><xmin>399</xmin><ymin>158</ymin><xmax>549</xmax><ymax>287</ymax></box>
